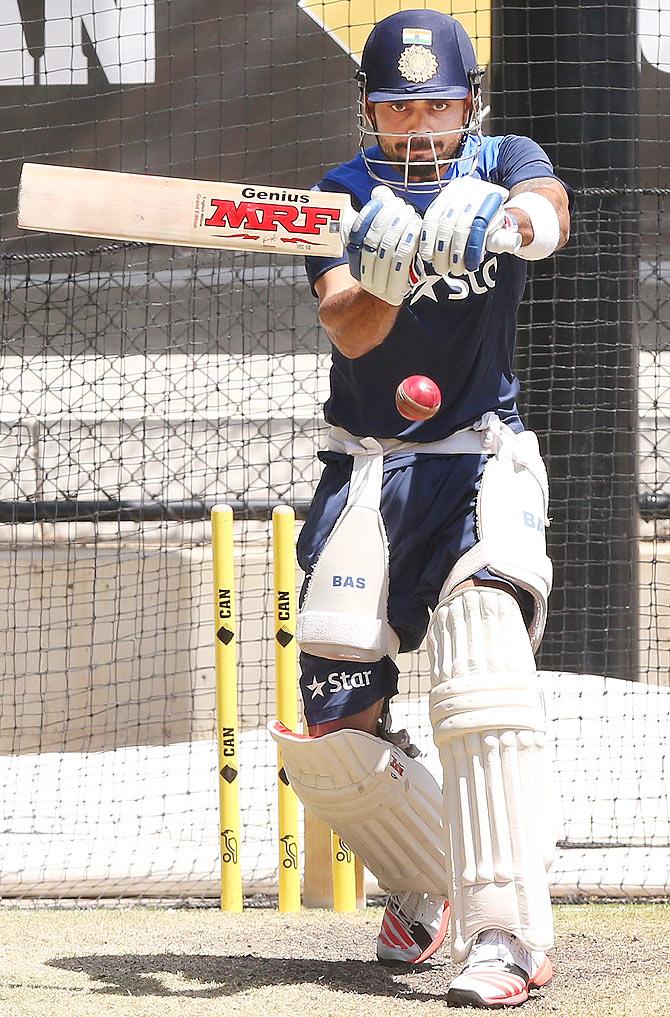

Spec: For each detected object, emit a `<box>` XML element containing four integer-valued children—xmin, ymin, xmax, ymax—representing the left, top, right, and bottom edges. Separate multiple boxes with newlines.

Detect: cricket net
<box><xmin>0</xmin><ymin>1</ymin><xmax>668</xmax><ymax>900</ymax></box>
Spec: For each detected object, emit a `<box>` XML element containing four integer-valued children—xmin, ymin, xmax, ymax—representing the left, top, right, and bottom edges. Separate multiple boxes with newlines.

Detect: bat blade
<box><xmin>17</xmin><ymin>163</ymin><xmax>353</xmax><ymax>257</ymax></box>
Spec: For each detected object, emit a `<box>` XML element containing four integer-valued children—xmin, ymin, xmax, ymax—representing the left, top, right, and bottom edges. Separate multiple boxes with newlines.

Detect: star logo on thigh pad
<box><xmin>306</xmin><ymin>676</ymin><xmax>327</xmax><ymax>698</ymax></box>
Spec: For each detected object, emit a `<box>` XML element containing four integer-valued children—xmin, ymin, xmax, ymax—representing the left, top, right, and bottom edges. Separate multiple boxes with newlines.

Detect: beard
<box><xmin>378</xmin><ymin>135</ymin><xmax>463</xmax><ymax>181</ymax></box>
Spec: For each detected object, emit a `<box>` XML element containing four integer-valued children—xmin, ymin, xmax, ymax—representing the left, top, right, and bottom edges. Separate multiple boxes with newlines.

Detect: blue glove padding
<box><xmin>463</xmin><ymin>192</ymin><xmax>505</xmax><ymax>271</ymax></box>
<box><xmin>419</xmin><ymin>178</ymin><xmax>510</xmax><ymax>277</ymax></box>
<box><xmin>346</xmin><ymin>198</ymin><xmax>384</xmax><ymax>282</ymax></box>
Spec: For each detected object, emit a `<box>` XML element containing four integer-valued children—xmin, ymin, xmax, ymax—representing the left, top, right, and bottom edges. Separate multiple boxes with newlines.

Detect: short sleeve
<box><xmin>494</xmin><ymin>135</ymin><xmax>573</xmax><ymax>210</ymax></box>
<box><xmin>304</xmin><ymin>251</ymin><xmax>348</xmax><ymax>296</ymax></box>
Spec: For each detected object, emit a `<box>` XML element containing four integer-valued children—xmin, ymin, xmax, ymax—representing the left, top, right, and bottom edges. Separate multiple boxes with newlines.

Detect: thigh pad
<box><xmin>440</xmin><ymin>431</ymin><xmax>552</xmax><ymax>650</ymax></box>
<box><xmin>297</xmin><ymin>449</ymin><xmax>399</xmax><ymax>662</ymax></box>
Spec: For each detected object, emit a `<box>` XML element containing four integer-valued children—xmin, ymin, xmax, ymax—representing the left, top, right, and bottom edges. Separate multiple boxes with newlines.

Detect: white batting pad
<box><xmin>428</xmin><ymin>587</ymin><xmax>555</xmax><ymax>961</ymax></box>
<box><xmin>297</xmin><ymin>445</ymin><xmax>399</xmax><ymax>661</ymax></box>
<box><xmin>269</xmin><ymin>721</ymin><xmax>449</xmax><ymax>896</ymax></box>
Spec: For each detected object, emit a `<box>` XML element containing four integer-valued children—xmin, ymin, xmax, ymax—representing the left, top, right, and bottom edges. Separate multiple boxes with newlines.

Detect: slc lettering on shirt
<box><xmin>304</xmin><ymin>133</ymin><xmax>564</xmax><ymax>442</ymax></box>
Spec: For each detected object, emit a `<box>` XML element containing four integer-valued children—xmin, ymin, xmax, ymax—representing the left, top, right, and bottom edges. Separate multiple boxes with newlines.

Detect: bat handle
<box><xmin>340</xmin><ymin>206</ymin><xmax>358</xmax><ymax>249</ymax></box>
<box><xmin>486</xmin><ymin>226</ymin><xmax>523</xmax><ymax>256</ymax></box>
<box><xmin>340</xmin><ymin>205</ymin><xmax>522</xmax><ymax>258</ymax></box>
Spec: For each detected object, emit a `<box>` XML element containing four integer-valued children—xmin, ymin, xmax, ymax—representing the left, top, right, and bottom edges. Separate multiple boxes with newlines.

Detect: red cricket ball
<box><xmin>395</xmin><ymin>375</ymin><xmax>442</xmax><ymax>421</ymax></box>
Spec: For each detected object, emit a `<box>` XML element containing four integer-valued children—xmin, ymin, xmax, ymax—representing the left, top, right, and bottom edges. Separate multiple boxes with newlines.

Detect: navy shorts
<box><xmin>297</xmin><ymin>451</ymin><xmax>532</xmax><ymax>724</ymax></box>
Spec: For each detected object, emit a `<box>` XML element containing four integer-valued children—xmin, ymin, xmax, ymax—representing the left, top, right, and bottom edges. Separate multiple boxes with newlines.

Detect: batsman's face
<box><xmin>369</xmin><ymin>98</ymin><xmax>471</xmax><ymax>181</ymax></box>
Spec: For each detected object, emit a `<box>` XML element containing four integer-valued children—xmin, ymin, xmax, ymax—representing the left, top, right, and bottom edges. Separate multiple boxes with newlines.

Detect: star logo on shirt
<box><xmin>410</xmin><ymin>272</ymin><xmax>443</xmax><ymax>305</ymax></box>
<box><xmin>306</xmin><ymin>676</ymin><xmax>326</xmax><ymax>699</ymax></box>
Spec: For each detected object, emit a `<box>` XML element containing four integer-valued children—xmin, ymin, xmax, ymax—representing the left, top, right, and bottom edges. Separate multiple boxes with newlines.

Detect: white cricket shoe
<box><xmin>446</xmin><ymin>929</ymin><xmax>553</xmax><ymax>1008</ymax></box>
<box><xmin>376</xmin><ymin>892</ymin><xmax>449</xmax><ymax>965</ymax></box>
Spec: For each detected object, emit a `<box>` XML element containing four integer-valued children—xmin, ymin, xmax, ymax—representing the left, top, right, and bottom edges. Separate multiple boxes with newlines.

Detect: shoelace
<box><xmin>392</xmin><ymin>891</ymin><xmax>442</xmax><ymax>927</ymax></box>
<box><xmin>467</xmin><ymin>931</ymin><xmax>532</xmax><ymax>974</ymax></box>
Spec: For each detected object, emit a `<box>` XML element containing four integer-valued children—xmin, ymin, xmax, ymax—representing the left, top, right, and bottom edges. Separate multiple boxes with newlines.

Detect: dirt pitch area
<box><xmin>0</xmin><ymin>902</ymin><xmax>668</xmax><ymax>1017</ymax></box>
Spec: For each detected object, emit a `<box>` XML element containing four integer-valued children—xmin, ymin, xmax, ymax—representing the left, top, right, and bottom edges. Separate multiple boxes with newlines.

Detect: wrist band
<box><xmin>505</xmin><ymin>191</ymin><xmax>561</xmax><ymax>261</ymax></box>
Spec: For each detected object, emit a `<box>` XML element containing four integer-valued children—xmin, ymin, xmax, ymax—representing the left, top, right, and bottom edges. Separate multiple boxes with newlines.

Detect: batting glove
<box><xmin>419</xmin><ymin>177</ymin><xmax>521</xmax><ymax>277</ymax></box>
<box><xmin>346</xmin><ymin>185</ymin><xmax>423</xmax><ymax>306</ymax></box>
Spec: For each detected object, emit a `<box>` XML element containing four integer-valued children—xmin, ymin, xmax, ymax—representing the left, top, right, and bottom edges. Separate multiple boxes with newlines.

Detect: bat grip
<box><xmin>341</xmin><ymin>203</ymin><xmax>521</xmax><ymax>258</ymax></box>
<box><xmin>339</xmin><ymin>206</ymin><xmax>358</xmax><ymax>249</ymax></box>
<box><xmin>486</xmin><ymin>227</ymin><xmax>523</xmax><ymax>256</ymax></box>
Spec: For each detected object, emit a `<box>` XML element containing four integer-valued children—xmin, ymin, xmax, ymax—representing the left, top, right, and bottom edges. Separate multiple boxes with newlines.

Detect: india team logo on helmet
<box><xmin>397</xmin><ymin>44</ymin><xmax>439</xmax><ymax>84</ymax></box>
<box><xmin>356</xmin><ymin>9</ymin><xmax>484</xmax><ymax>192</ymax></box>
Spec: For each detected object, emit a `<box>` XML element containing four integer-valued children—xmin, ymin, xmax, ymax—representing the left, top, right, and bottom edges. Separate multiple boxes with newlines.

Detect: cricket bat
<box><xmin>17</xmin><ymin>162</ymin><xmax>355</xmax><ymax>256</ymax></box>
<box><xmin>18</xmin><ymin>162</ymin><xmax>522</xmax><ymax>261</ymax></box>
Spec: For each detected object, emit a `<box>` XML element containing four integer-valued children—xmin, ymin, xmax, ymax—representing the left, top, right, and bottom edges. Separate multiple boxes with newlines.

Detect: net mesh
<box><xmin>0</xmin><ymin>0</ymin><xmax>668</xmax><ymax>899</ymax></box>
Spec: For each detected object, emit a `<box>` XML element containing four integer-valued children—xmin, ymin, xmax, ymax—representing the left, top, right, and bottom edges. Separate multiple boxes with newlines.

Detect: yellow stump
<box><xmin>272</xmin><ymin>505</ymin><xmax>301</xmax><ymax>913</ymax></box>
<box><xmin>332</xmin><ymin>832</ymin><xmax>357</xmax><ymax>912</ymax></box>
<box><xmin>211</xmin><ymin>504</ymin><xmax>243</xmax><ymax>912</ymax></box>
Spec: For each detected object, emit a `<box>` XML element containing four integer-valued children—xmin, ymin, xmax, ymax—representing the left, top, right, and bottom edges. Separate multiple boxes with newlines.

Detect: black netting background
<box><xmin>0</xmin><ymin>1</ymin><xmax>668</xmax><ymax>898</ymax></box>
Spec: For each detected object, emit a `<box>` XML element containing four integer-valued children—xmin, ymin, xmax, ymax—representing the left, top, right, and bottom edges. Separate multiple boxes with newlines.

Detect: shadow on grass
<box><xmin>48</xmin><ymin>953</ymin><xmax>448</xmax><ymax>1000</ymax></box>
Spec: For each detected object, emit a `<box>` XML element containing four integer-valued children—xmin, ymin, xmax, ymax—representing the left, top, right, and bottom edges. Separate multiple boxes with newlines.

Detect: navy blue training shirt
<box><xmin>305</xmin><ymin>134</ymin><xmax>568</xmax><ymax>441</ymax></box>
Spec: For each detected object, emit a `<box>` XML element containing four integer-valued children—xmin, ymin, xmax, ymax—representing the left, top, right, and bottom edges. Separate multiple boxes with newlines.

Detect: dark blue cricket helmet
<box><xmin>359</xmin><ymin>9</ymin><xmax>479</xmax><ymax>103</ymax></box>
<box><xmin>355</xmin><ymin>10</ymin><xmax>484</xmax><ymax>192</ymax></box>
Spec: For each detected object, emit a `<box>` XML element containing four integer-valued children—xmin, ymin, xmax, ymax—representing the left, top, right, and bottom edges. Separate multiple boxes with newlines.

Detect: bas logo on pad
<box><xmin>332</xmin><ymin>575</ymin><xmax>366</xmax><ymax>589</ymax></box>
<box><xmin>523</xmin><ymin>510</ymin><xmax>545</xmax><ymax>533</ymax></box>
